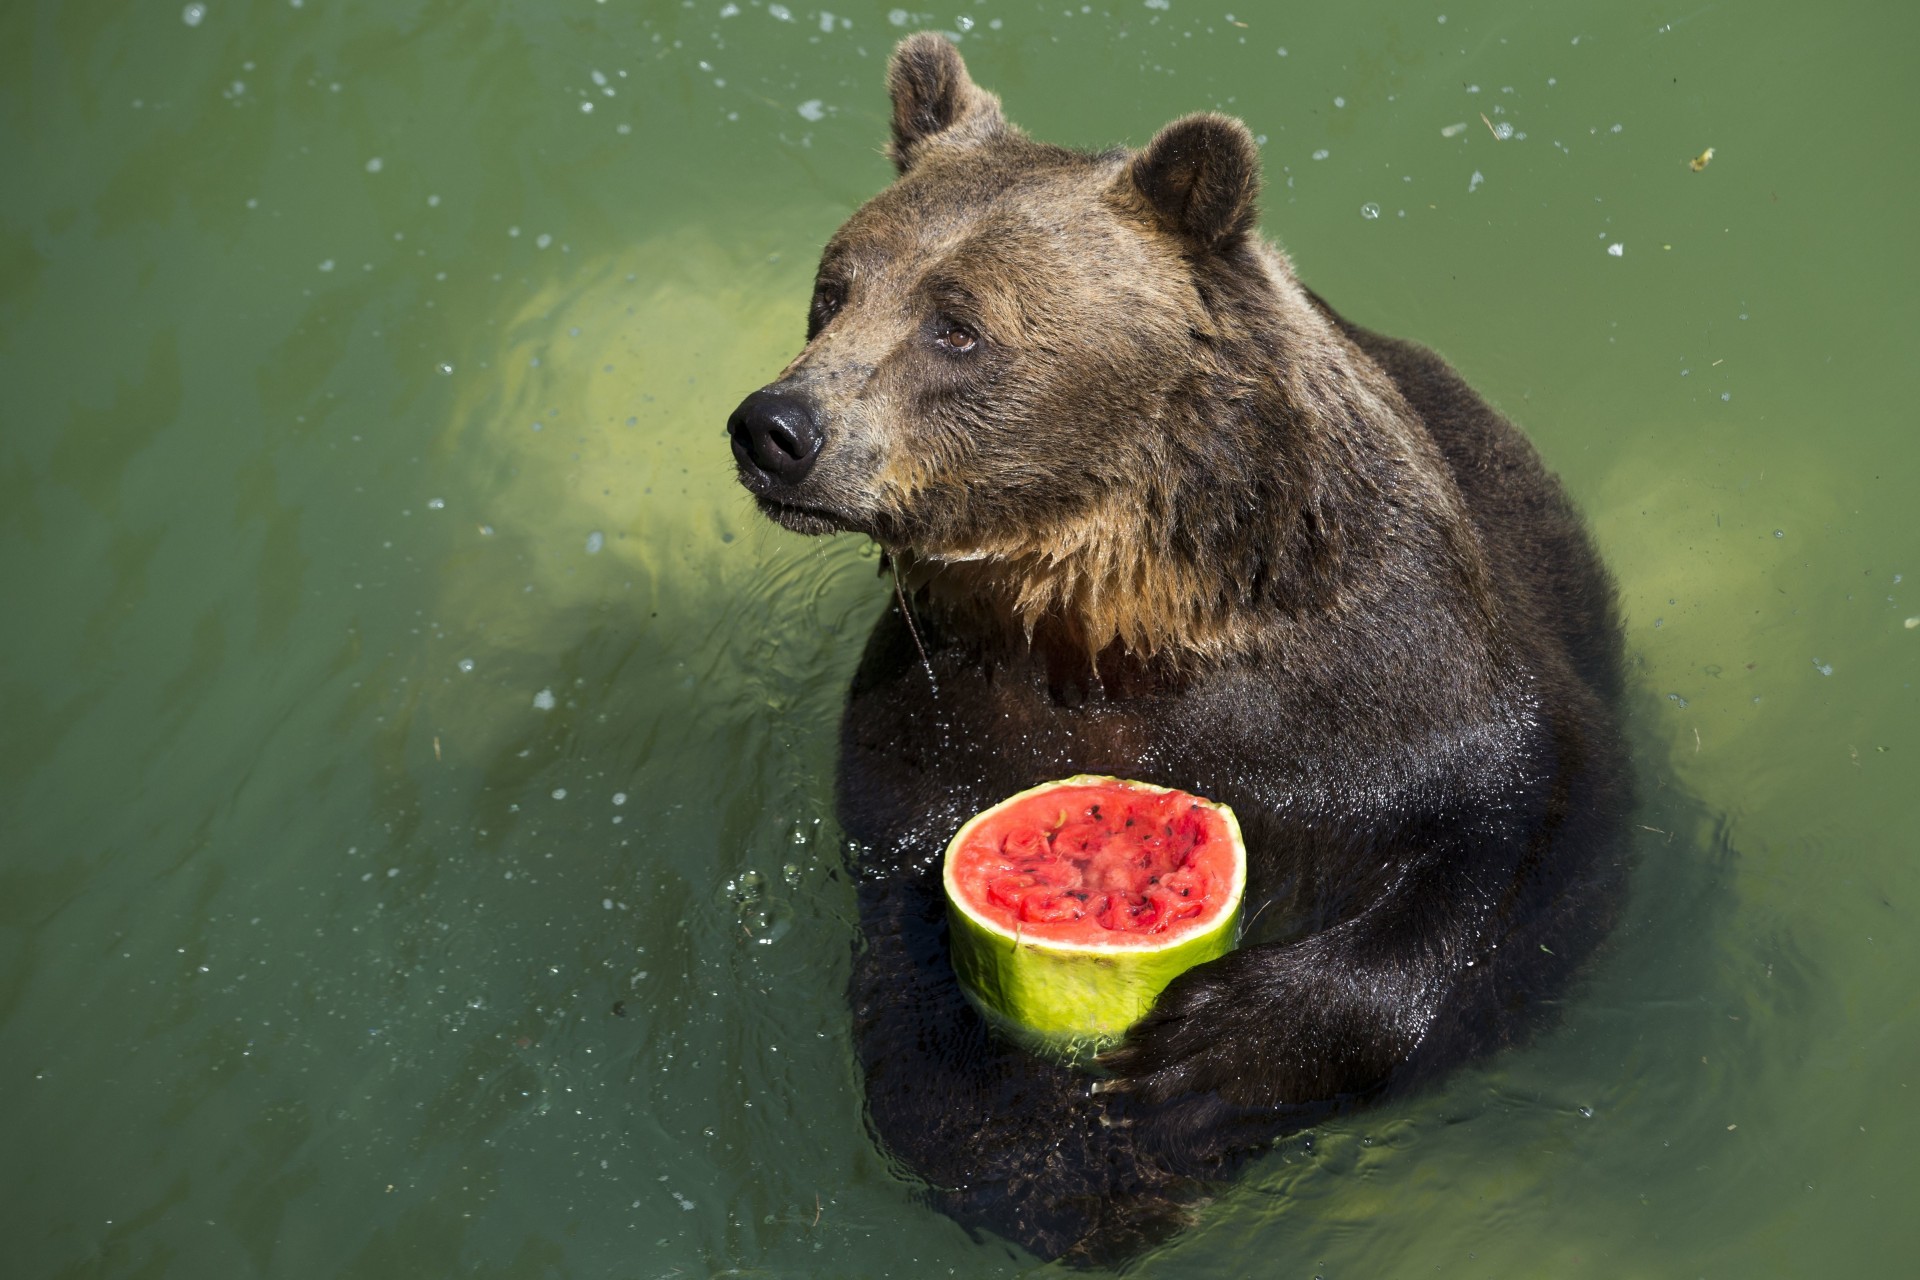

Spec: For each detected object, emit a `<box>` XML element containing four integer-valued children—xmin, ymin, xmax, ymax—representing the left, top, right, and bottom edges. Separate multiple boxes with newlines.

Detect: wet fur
<box><xmin>735</xmin><ymin>34</ymin><xmax>1631</xmax><ymax>1262</ymax></box>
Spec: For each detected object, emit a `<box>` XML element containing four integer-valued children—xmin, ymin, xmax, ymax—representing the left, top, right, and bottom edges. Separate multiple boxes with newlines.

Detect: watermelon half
<box><xmin>942</xmin><ymin>775</ymin><xmax>1246</xmax><ymax>1061</ymax></box>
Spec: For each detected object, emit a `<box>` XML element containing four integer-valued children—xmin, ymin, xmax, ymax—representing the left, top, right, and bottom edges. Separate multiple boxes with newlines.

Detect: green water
<box><xmin>3</xmin><ymin>1</ymin><xmax>1914</xmax><ymax>1275</ymax></box>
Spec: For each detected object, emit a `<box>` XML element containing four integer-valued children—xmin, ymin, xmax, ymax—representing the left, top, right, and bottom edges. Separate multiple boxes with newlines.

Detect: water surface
<box><xmin>2</xmin><ymin>2</ymin><xmax>1915</xmax><ymax>1276</ymax></box>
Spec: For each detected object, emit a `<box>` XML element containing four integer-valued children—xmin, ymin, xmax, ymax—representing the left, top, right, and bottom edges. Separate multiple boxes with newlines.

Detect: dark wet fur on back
<box><xmin>729</xmin><ymin>34</ymin><xmax>1632</xmax><ymax>1263</ymax></box>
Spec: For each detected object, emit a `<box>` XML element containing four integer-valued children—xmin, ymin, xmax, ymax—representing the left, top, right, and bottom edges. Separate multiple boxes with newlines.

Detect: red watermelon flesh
<box><xmin>947</xmin><ymin>782</ymin><xmax>1238</xmax><ymax>947</ymax></box>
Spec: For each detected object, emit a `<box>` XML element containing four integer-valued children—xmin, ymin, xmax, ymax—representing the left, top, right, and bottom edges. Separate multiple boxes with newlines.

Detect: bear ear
<box><xmin>1125</xmin><ymin>113</ymin><xmax>1262</xmax><ymax>252</ymax></box>
<box><xmin>887</xmin><ymin>33</ymin><xmax>1007</xmax><ymax>173</ymax></box>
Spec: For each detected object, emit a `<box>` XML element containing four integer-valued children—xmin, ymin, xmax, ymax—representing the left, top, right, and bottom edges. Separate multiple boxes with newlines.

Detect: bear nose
<box><xmin>728</xmin><ymin>390</ymin><xmax>825</xmax><ymax>485</ymax></box>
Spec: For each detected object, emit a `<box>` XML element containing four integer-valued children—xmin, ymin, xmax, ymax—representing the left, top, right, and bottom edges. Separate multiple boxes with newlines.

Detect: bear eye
<box><xmin>807</xmin><ymin>281</ymin><xmax>845</xmax><ymax>338</ymax></box>
<box><xmin>934</xmin><ymin>321</ymin><xmax>979</xmax><ymax>354</ymax></box>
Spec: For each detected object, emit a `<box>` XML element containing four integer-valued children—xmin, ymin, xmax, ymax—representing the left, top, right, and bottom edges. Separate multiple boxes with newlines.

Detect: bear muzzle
<box><xmin>728</xmin><ymin>387</ymin><xmax>860</xmax><ymax>535</ymax></box>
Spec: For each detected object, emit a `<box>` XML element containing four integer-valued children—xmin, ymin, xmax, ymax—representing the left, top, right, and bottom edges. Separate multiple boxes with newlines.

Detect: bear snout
<box><xmin>728</xmin><ymin>388</ymin><xmax>826</xmax><ymax>490</ymax></box>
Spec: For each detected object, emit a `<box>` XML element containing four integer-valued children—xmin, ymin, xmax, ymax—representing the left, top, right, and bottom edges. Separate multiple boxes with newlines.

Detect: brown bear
<box><xmin>727</xmin><ymin>34</ymin><xmax>1630</xmax><ymax>1263</ymax></box>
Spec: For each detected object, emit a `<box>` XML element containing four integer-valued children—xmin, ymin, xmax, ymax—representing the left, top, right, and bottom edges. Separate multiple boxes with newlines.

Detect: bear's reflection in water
<box><xmin>729</xmin><ymin>34</ymin><xmax>1630</xmax><ymax>1264</ymax></box>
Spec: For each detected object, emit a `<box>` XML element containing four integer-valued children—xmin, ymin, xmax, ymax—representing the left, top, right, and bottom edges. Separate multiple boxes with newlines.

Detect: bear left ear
<box><xmin>887</xmin><ymin>33</ymin><xmax>1007</xmax><ymax>173</ymax></box>
<box><xmin>1124</xmin><ymin>113</ymin><xmax>1261</xmax><ymax>252</ymax></box>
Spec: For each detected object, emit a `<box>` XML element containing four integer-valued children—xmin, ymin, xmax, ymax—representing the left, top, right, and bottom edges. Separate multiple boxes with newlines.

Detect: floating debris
<box><xmin>1441</xmin><ymin>122</ymin><xmax>1469</xmax><ymax>138</ymax></box>
<box><xmin>1689</xmin><ymin>146</ymin><xmax>1715</xmax><ymax>172</ymax></box>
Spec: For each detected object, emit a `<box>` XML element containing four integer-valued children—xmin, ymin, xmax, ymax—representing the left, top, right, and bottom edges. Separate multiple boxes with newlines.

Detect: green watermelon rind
<box><xmin>942</xmin><ymin>774</ymin><xmax>1246</xmax><ymax>1060</ymax></box>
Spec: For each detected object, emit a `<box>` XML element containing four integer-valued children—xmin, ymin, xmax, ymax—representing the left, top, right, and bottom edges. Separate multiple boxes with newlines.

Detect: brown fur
<box><xmin>761</xmin><ymin>37</ymin><xmax>1494</xmax><ymax>671</ymax></box>
<box><xmin>728</xmin><ymin>32</ymin><xmax>1631</xmax><ymax>1263</ymax></box>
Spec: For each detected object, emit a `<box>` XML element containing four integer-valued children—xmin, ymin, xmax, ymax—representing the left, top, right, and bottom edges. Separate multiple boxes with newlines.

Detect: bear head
<box><xmin>729</xmin><ymin>34</ymin><xmax>1458</xmax><ymax>660</ymax></box>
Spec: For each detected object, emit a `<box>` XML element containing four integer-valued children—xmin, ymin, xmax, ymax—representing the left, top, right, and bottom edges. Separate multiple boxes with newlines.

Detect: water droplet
<box><xmin>318</xmin><ymin>259</ymin><xmax>335</xmax><ymax>272</ymax></box>
<box><xmin>1773</xmin><ymin>529</ymin><xmax>1785</xmax><ymax>539</ymax></box>
<box><xmin>535</xmin><ymin>233</ymin><xmax>552</xmax><ymax>249</ymax></box>
<box><xmin>1360</xmin><ymin>202</ymin><xmax>1381</xmax><ymax>220</ymax></box>
<box><xmin>435</xmin><ymin>362</ymin><xmax>454</xmax><ymax>375</ymax></box>
<box><xmin>612</xmin><ymin>792</ymin><xmax>628</xmax><ymax>806</ymax></box>
<box><xmin>365</xmin><ymin>156</ymin><xmax>383</xmax><ymax>173</ymax></box>
<box><xmin>426</xmin><ymin>497</ymin><xmax>445</xmax><ymax>510</ymax></box>
<box><xmin>457</xmin><ymin>658</ymin><xmax>475</xmax><ymax>673</ymax></box>
<box><xmin>552</xmin><ymin>787</ymin><xmax>567</xmax><ymax>800</ymax></box>
<box><xmin>182</xmin><ymin>4</ymin><xmax>206</xmax><ymax>27</ymax></box>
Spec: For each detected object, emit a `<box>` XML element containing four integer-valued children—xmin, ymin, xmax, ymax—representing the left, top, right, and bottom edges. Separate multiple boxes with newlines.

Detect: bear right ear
<box><xmin>887</xmin><ymin>33</ymin><xmax>1007</xmax><ymax>173</ymax></box>
<box><xmin>1124</xmin><ymin>113</ymin><xmax>1262</xmax><ymax>252</ymax></box>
